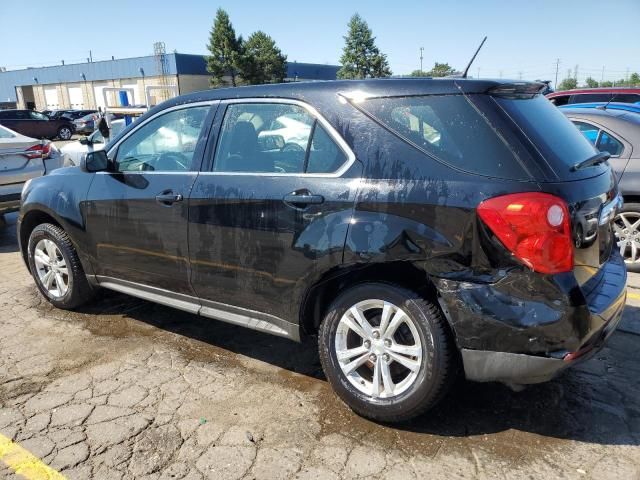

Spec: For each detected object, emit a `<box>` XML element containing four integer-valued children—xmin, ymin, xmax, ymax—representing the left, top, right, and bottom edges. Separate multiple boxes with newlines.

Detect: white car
<box><xmin>0</xmin><ymin>124</ymin><xmax>62</xmax><ymax>217</ymax></box>
<box><xmin>61</xmin><ymin>119</ymin><xmax>126</xmax><ymax>167</ymax></box>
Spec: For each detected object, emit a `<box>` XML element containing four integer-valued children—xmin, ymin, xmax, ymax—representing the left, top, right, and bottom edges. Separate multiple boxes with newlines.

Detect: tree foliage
<box><xmin>584</xmin><ymin>77</ymin><xmax>599</xmax><ymax>88</ymax></box>
<box><xmin>241</xmin><ymin>31</ymin><xmax>288</xmax><ymax>85</ymax></box>
<box><xmin>206</xmin><ymin>9</ymin><xmax>243</xmax><ymax>87</ymax></box>
<box><xmin>337</xmin><ymin>14</ymin><xmax>391</xmax><ymax>79</ymax></box>
<box><xmin>558</xmin><ymin>77</ymin><xmax>578</xmax><ymax>91</ymax></box>
<box><xmin>426</xmin><ymin>62</ymin><xmax>457</xmax><ymax>78</ymax></box>
<box><xmin>409</xmin><ymin>70</ymin><xmax>429</xmax><ymax>77</ymax></box>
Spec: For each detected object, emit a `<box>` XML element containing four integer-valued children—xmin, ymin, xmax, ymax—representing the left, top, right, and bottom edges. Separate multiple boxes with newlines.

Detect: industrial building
<box><xmin>0</xmin><ymin>51</ymin><xmax>340</xmax><ymax>111</ymax></box>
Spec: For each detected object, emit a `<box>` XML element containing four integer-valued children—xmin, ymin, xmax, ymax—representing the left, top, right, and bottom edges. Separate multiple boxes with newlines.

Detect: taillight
<box><xmin>25</xmin><ymin>143</ymin><xmax>52</xmax><ymax>160</ymax></box>
<box><xmin>477</xmin><ymin>192</ymin><xmax>573</xmax><ymax>274</ymax></box>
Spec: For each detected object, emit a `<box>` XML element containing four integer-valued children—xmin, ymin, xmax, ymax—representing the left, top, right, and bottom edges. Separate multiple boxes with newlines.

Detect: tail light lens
<box><xmin>25</xmin><ymin>143</ymin><xmax>52</xmax><ymax>160</ymax></box>
<box><xmin>477</xmin><ymin>192</ymin><xmax>573</xmax><ymax>274</ymax></box>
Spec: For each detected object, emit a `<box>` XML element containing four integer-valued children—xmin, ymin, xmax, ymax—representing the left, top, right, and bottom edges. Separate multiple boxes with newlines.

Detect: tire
<box><xmin>27</xmin><ymin>223</ymin><xmax>93</xmax><ymax>309</ymax></box>
<box><xmin>57</xmin><ymin>126</ymin><xmax>73</xmax><ymax>140</ymax></box>
<box><xmin>614</xmin><ymin>202</ymin><xmax>640</xmax><ymax>273</ymax></box>
<box><xmin>318</xmin><ymin>282</ymin><xmax>456</xmax><ymax>423</ymax></box>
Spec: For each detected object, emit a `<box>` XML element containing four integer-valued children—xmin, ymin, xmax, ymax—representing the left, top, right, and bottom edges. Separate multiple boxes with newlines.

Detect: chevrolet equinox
<box><xmin>17</xmin><ymin>79</ymin><xmax>627</xmax><ymax>422</ymax></box>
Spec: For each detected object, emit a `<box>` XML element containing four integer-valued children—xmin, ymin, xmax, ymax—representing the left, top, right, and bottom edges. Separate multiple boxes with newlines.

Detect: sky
<box><xmin>1</xmin><ymin>0</ymin><xmax>639</xmax><ymax>86</ymax></box>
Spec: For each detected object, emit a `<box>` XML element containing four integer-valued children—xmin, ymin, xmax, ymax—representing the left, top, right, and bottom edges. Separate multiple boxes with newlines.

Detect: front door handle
<box><xmin>283</xmin><ymin>191</ymin><xmax>324</xmax><ymax>208</ymax></box>
<box><xmin>155</xmin><ymin>191</ymin><xmax>183</xmax><ymax>205</ymax></box>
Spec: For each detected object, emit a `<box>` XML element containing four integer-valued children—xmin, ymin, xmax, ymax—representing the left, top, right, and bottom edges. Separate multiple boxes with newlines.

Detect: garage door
<box><xmin>44</xmin><ymin>86</ymin><xmax>59</xmax><ymax>109</ymax></box>
<box><xmin>68</xmin><ymin>86</ymin><xmax>84</xmax><ymax>109</ymax></box>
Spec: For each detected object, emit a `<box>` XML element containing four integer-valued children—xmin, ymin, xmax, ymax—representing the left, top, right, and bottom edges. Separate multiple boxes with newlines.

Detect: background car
<box><xmin>561</xmin><ymin>104</ymin><xmax>640</xmax><ymax>270</ymax></box>
<box><xmin>61</xmin><ymin>119</ymin><xmax>126</xmax><ymax>166</ymax></box>
<box><xmin>0</xmin><ymin>124</ymin><xmax>62</xmax><ymax>219</ymax></box>
<box><xmin>0</xmin><ymin>109</ymin><xmax>75</xmax><ymax>140</ymax></box>
<box><xmin>547</xmin><ymin>87</ymin><xmax>640</xmax><ymax>106</ymax></box>
<box><xmin>47</xmin><ymin>109</ymin><xmax>97</xmax><ymax>121</ymax></box>
<box><xmin>73</xmin><ymin>112</ymin><xmax>123</xmax><ymax>135</ymax></box>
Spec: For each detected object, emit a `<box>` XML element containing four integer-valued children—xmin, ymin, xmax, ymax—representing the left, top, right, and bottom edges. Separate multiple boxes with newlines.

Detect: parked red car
<box><xmin>547</xmin><ymin>87</ymin><xmax>640</xmax><ymax>106</ymax></box>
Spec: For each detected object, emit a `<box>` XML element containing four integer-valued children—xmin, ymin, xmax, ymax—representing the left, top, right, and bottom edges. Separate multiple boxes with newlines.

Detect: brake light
<box><xmin>25</xmin><ymin>143</ymin><xmax>52</xmax><ymax>160</ymax></box>
<box><xmin>477</xmin><ymin>192</ymin><xmax>573</xmax><ymax>274</ymax></box>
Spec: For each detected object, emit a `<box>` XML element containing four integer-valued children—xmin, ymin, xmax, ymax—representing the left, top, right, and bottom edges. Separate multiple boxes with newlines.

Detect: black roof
<box><xmin>161</xmin><ymin>78</ymin><xmax>540</xmax><ymax>110</ymax></box>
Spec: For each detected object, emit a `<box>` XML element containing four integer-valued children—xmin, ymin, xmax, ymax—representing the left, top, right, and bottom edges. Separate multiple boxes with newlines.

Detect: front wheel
<box><xmin>57</xmin><ymin>126</ymin><xmax>73</xmax><ymax>140</ymax></box>
<box><xmin>319</xmin><ymin>283</ymin><xmax>456</xmax><ymax>423</ymax></box>
<box><xmin>27</xmin><ymin>223</ymin><xmax>93</xmax><ymax>309</ymax></box>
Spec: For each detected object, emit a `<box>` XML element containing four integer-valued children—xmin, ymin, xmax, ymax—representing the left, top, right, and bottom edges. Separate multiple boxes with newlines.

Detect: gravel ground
<box><xmin>1</xmin><ymin>212</ymin><xmax>639</xmax><ymax>480</ymax></box>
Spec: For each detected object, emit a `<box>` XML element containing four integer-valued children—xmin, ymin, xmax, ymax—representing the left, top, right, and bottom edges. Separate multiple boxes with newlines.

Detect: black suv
<box><xmin>17</xmin><ymin>79</ymin><xmax>627</xmax><ymax>422</ymax></box>
<box><xmin>0</xmin><ymin>109</ymin><xmax>75</xmax><ymax>140</ymax></box>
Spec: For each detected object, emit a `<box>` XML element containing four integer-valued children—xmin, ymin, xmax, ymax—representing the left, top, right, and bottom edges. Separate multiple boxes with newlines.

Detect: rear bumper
<box><xmin>461</xmin><ymin>287</ymin><xmax>626</xmax><ymax>384</ymax></box>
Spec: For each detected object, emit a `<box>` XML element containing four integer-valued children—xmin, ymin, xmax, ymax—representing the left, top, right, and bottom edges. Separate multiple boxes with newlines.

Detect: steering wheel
<box><xmin>155</xmin><ymin>152</ymin><xmax>189</xmax><ymax>171</ymax></box>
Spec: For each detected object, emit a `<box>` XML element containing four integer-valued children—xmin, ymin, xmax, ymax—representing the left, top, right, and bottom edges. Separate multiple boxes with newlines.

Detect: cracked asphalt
<box><xmin>1</xmin><ymin>211</ymin><xmax>640</xmax><ymax>480</ymax></box>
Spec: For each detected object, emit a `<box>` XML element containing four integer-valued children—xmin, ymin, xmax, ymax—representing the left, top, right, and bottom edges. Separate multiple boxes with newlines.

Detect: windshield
<box><xmin>494</xmin><ymin>95</ymin><xmax>600</xmax><ymax>175</ymax></box>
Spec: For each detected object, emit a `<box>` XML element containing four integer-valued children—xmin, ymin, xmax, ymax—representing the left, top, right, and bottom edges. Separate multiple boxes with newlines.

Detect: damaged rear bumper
<box><xmin>461</xmin><ymin>288</ymin><xmax>626</xmax><ymax>385</ymax></box>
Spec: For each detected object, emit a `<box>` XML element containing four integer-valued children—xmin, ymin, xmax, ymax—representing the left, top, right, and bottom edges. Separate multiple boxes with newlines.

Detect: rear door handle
<box><xmin>283</xmin><ymin>192</ymin><xmax>324</xmax><ymax>208</ymax></box>
<box><xmin>155</xmin><ymin>192</ymin><xmax>183</xmax><ymax>205</ymax></box>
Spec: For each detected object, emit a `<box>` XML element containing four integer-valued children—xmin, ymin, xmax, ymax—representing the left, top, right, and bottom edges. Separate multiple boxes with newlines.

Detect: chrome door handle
<box><xmin>155</xmin><ymin>192</ymin><xmax>183</xmax><ymax>205</ymax></box>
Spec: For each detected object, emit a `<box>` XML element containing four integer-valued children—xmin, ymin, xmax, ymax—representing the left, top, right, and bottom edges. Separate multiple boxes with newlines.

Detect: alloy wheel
<box><xmin>33</xmin><ymin>239</ymin><xmax>69</xmax><ymax>297</ymax></box>
<box><xmin>59</xmin><ymin>127</ymin><xmax>72</xmax><ymax>140</ymax></box>
<box><xmin>614</xmin><ymin>212</ymin><xmax>640</xmax><ymax>265</ymax></box>
<box><xmin>334</xmin><ymin>299</ymin><xmax>423</xmax><ymax>399</ymax></box>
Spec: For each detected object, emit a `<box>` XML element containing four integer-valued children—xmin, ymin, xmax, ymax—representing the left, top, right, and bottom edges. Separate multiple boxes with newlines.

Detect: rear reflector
<box><xmin>477</xmin><ymin>192</ymin><xmax>573</xmax><ymax>274</ymax></box>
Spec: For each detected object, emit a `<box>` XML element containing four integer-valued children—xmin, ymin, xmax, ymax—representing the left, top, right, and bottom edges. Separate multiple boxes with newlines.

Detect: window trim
<box><xmin>205</xmin><ymin>98</ymin><xmax>356</xmax><ymax>178</ymax></box>
<box><xmin>105</xmin><ymin>100</ymin><xmax>218</xmax><ymax>173</ymax></box>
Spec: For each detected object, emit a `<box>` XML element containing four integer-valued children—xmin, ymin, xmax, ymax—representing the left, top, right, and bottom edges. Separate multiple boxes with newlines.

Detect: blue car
<box><xmin>559</xmin><ymin>102</ymin><xmax>640</xmax><ymax>115</ymax></box>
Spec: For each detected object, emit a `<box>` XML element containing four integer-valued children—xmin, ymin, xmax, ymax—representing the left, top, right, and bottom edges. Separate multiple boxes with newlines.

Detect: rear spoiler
<box><xmin>488</xmin><ymin>82</ymin><xmax>546</xmax><ymax>98</ymax></box>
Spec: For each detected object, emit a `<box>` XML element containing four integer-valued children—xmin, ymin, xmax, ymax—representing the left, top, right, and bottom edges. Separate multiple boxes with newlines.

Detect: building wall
<box><xmin>19</xmin><ymin>75</ymin><xmax>181</xmax><ymax>110</ymax></box>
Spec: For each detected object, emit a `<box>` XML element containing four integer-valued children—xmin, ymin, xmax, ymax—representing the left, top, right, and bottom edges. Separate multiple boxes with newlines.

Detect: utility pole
<box><xmin>554</xmin><ymin>58</ymin><xmax>560</xmax><ymax>89</ymax></box>
<box><xmin>626</xmin><ymin>67</ymin><xmax>630</xmax><ymax>84</ymax></box>
<box><xmin>601</xmin><ymin>66</ymin><xmax>605</xmax><ymax>85</ymax></box>
<box><xmin>419</xmin><ymin>47</ymin><xmax>424</xmax><ymax>74</ymax></box>
<box><xmin>518</xmin><ymin>71</ymin><xmax>522</xmax><ymax>80</ymax></box>
<box><xmin>499</xmin><ymin>70</ymin><xmax>503</xmax><ymax>78</ymax></box>
<box><xmin>574</xmin><ymin>64</ymin><xmax>579</xmax><ymax>84</ymax></box>
<box><xmin>89</xmin><ymin>50</ymin><xmax>93</xmax><ymax>63</ymax></box>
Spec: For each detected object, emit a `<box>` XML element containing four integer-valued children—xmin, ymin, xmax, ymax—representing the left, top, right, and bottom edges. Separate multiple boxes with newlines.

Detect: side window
<box><xmin>115</xmin><ymin>106</ymin><xmax>209</xmax><ymax>172</ymax></box>
<box><xmin>569</xmin><ymin>93</ymin><xmax>611</xmax><ymax>103</ymax></box>
<box><xmin>306</xmin><ymin>124</ymin><xmax>348</xmax><ymax>174</ymax></box>
<box><xmin>30</xmin><ymin>111</ymin><xmax>48</xmax><ymax>121</ymax></box>
<box><xmin>573</xmin><ymin>121</ymin><xmax>600</xmax><ymax>145</ymax></box>
<box><xmin>612</xmin><ymin>94</ymin><xmax>640</xmax><ymax>103</ymax></box>
<box><xmin>213</xmin><ymin>103</ymin><xmax>349</xmax><ymax>174</ymax></box>
<box><xmin>597</xmin><ymin>131</ymin><xmax>624</xmax><ymax>156</ymax></box>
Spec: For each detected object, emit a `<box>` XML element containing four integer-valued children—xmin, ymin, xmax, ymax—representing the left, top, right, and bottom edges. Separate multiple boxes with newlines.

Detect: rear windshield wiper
<box><xmin>571</xmin><ymin>151</ymin><xmax>610</xmax><ymax>172</ymax></box>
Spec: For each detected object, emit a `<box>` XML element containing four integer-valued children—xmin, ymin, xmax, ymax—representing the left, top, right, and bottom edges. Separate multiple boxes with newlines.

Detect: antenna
<box><xmin>462</xmin><ymin>36</ymin><xmax>487</xmax><ymax>79</ymax></box>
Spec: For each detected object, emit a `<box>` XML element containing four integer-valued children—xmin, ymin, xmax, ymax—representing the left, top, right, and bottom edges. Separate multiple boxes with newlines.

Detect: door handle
<box><xmin>155</xmin><ymin>192</ymin><xmax>183</xmax><ymax>205</ymax></box>
<box><xmin>283</xmin><ymin>192</ymin><xmax>324</xmax><ymax>208</ymax></box>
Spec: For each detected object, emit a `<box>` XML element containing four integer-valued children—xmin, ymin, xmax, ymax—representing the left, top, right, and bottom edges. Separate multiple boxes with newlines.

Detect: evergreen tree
<box><xmin>337</xmin><ymin>14</ymin><xmax>391</xmax><ymax>79</ymax></box>
<box><xmin>242</xmin><ymin>31</ymin><xmax>288</xmax><ymax>85</ymax></box>
<box><xmin>206</xmin><ymin>9</ymin><xmax>243</xmax><ymax>87</ymax></box>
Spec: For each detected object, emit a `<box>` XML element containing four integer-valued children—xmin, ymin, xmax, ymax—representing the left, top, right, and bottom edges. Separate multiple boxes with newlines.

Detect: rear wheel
<box><xmin>57</xmin><ymin>126</ymin><xmax>73</xmax><ymax>140</ymax></box>
<box><xmin>27</xmin><ymin>223</ymin><xmax>93</xmax><ymax>308</ymax></box>
<box><xmin>319</xmin><ymin>282</ymin><xmax>456</xmax><ymax>422</ymax></box>
<box><xmin>614</xmin><ymin>202</ymin><xmax>640</xmax><ymax>272</ymax></box>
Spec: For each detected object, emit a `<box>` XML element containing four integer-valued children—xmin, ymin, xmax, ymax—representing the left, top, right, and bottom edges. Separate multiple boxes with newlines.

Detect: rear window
<box><xmin>495</xmin><ymin>94</ymin><xmax>600</xmax><ymax>176</ymax></box>
<box><xmin>359</xmin><ymin>94</ymin><xmax>539</xmax><ymax>180</ymax></box>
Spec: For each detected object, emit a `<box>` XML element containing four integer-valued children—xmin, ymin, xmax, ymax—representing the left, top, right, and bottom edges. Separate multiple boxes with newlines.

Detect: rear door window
<box><xmin>611</xmin><ymin>93</ymin><xmax>640</xmax><ymax>103</ymax></box>
<box><xmin>213</xmin><ymin>103</ymin><xmax>349</xmax><ymax>175</ymax></box>
<box><xmin>597</xmin><ymin>131</ymin><xmax>624</xmax><ymax>156</ymax></box>
<box><xmin>573</xmin><ymin>121</ymin><xmax>599</xmax><ymax>145</ymax></box>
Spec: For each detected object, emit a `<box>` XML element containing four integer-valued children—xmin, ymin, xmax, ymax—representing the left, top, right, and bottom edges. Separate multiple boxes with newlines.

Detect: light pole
<box><xmin>139</xmin><ymin>67</ymin><xmax>146</xmax><ymax>106</ymax></box>
<box><xmin>419</xmin><ymin>47</ymin><xmax>424</xmax><ymax>74</ymax></box>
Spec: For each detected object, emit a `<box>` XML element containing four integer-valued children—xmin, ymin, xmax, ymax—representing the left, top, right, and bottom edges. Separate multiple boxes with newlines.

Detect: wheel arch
<box><xmin>299</xmin><ymin>261</ymin><xmax>455</xmax><ymax>339</ymax></box>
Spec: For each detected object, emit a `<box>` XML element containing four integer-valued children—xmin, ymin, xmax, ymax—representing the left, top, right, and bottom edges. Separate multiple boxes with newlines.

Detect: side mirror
<box><xmin>79</xmin><ymin>136</ymin><xmax>91</xmax><ymax>145</ymax></box>
<box><xmin>81</xmin><ymin>150</ymin><xmax>110</xmax><ymax>173</ymax></box>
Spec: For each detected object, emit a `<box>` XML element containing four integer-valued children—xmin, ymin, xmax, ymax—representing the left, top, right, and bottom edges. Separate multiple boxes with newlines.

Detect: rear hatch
<box><xmin>492</xmin><ymin>90</ymin><xmax>620</xmax><ymax>287</ymax></box>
